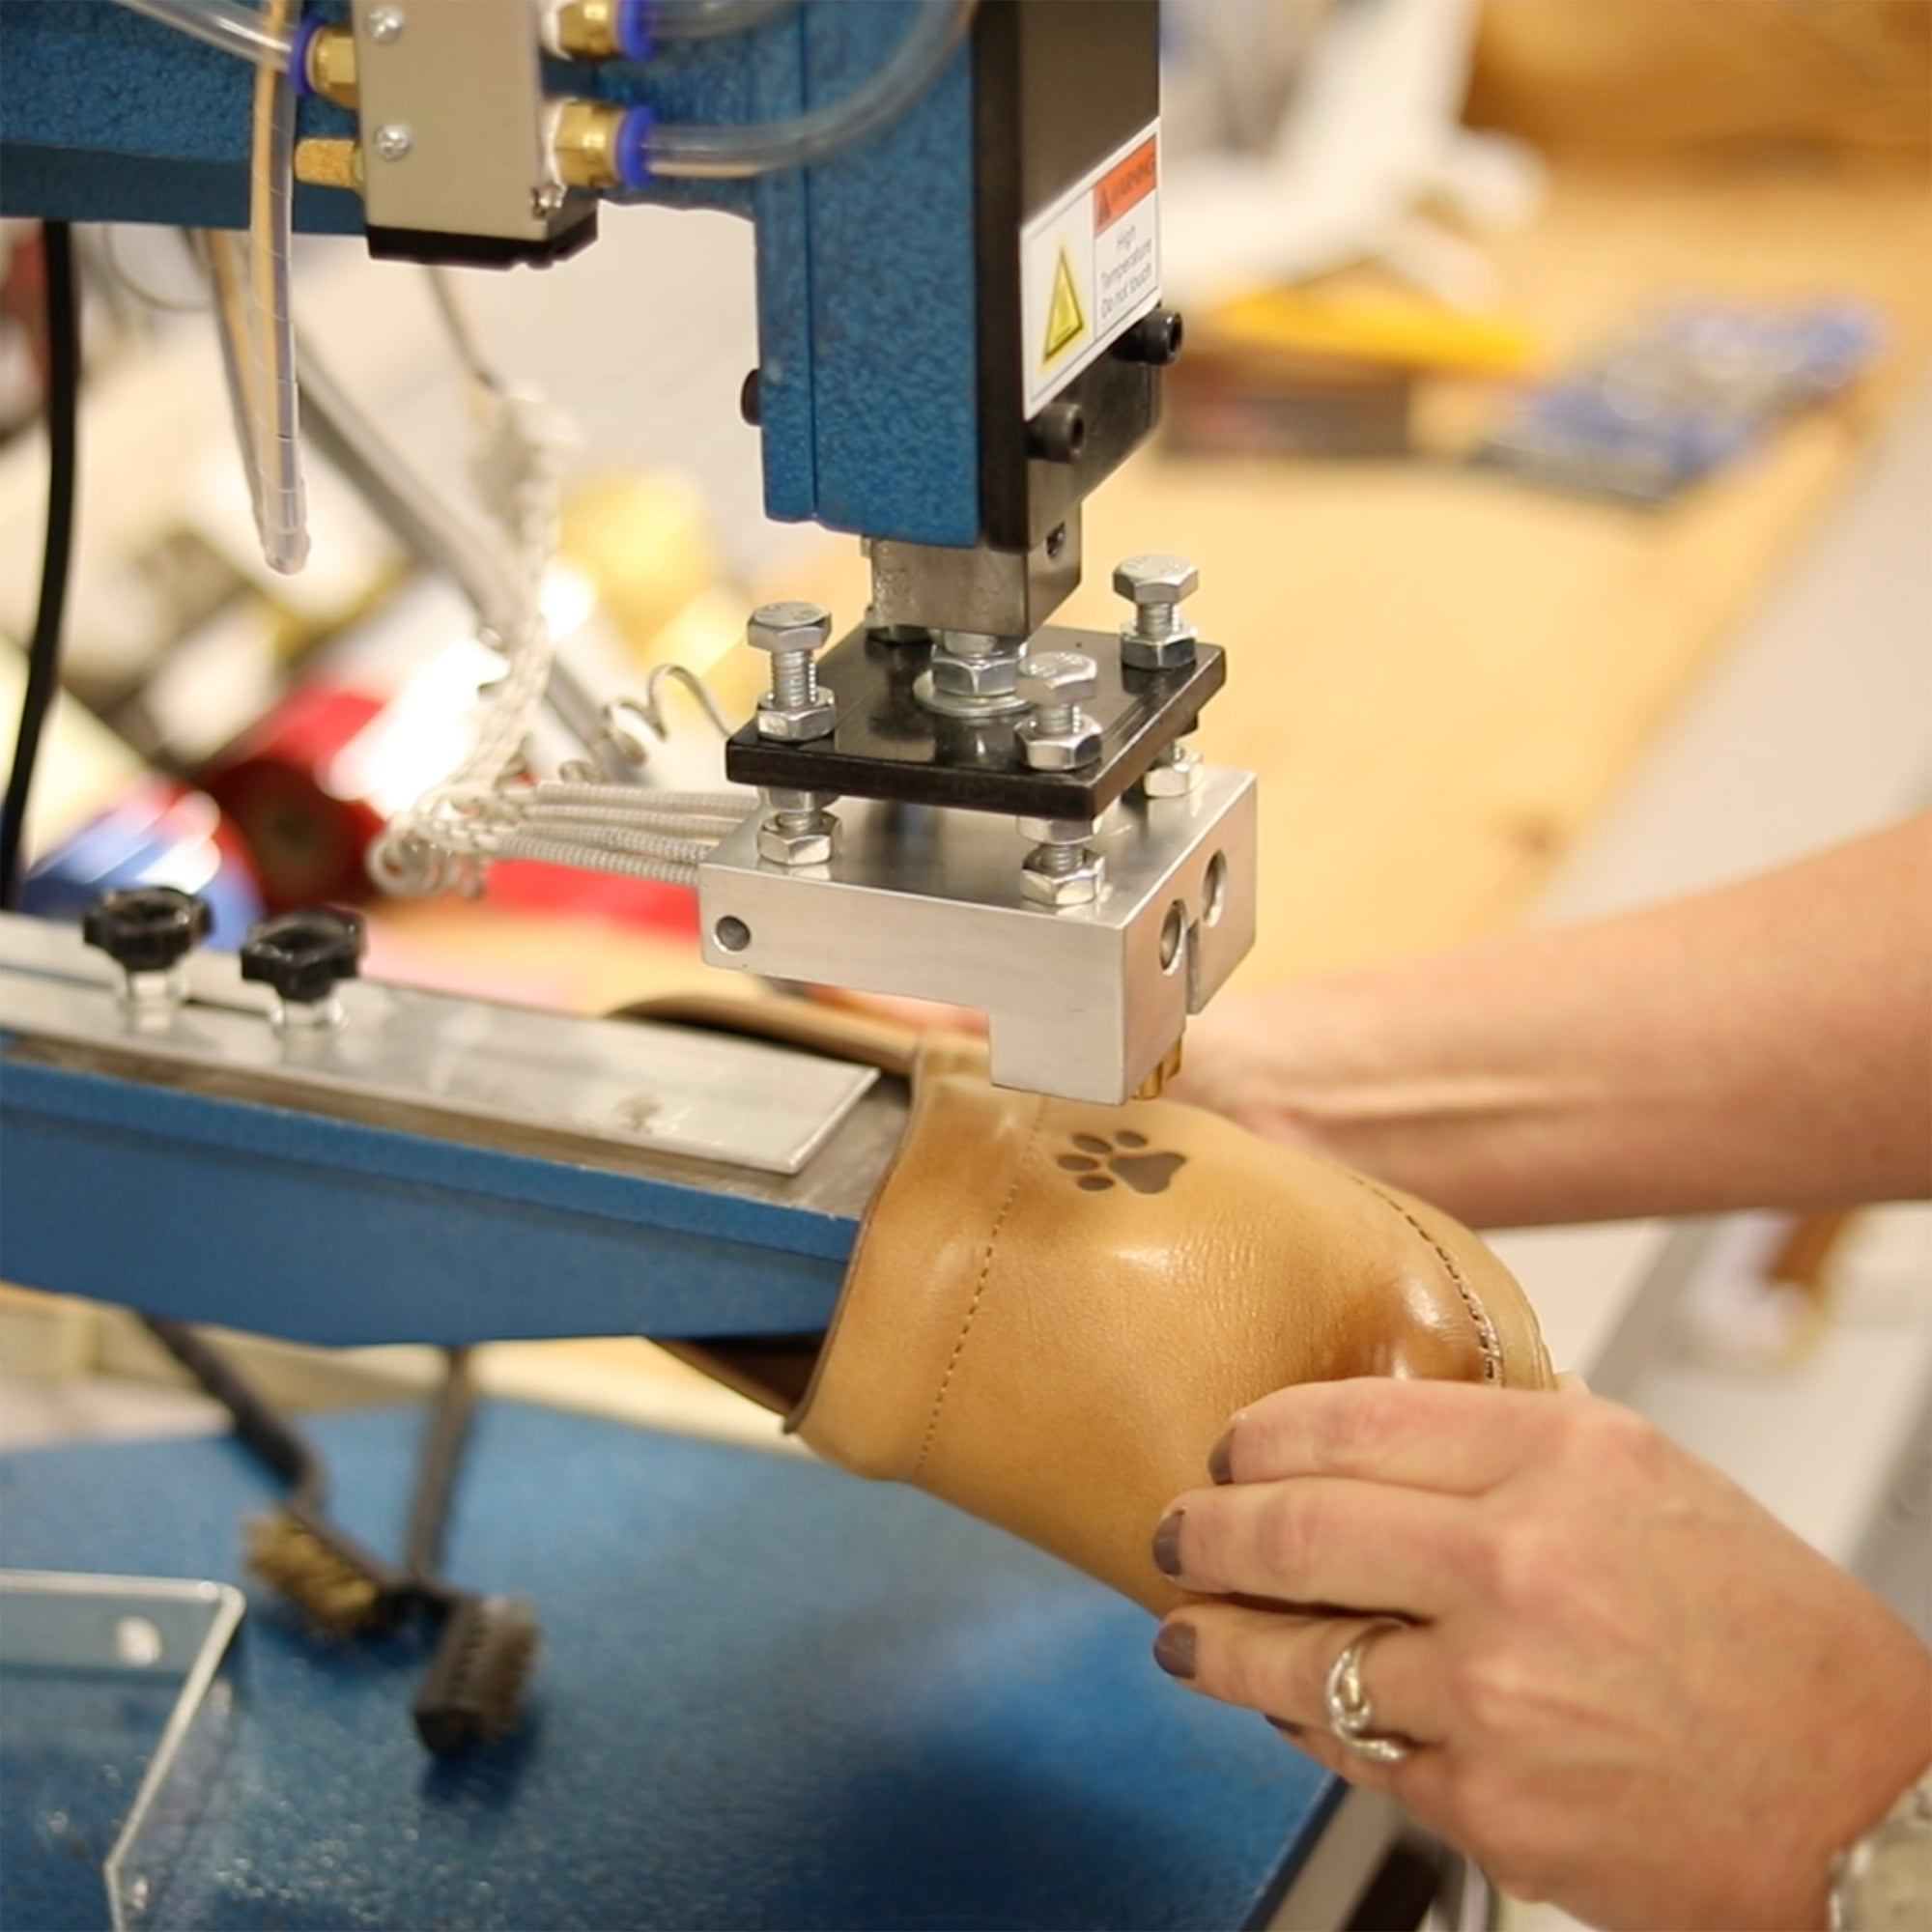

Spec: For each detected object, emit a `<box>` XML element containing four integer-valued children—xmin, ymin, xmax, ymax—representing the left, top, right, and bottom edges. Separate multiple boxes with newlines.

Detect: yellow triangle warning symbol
<box><xmin>1043</xmin><ymin>247</ymin><xmax>1086</xmax><ymax>362</ymax></box>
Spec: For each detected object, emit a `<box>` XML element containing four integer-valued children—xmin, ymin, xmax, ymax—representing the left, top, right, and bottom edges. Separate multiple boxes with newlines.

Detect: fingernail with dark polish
<box><xmin>1266</xmin><ymin>1717</ymin><xmax>1304</xmax><ymax>1739</ymax></box>
<box><xmin>1152</xmin><ymin>1622</ymin><xmax>1197</xmax><ymax>1680</ymax></box>
<box><xmin>1151</xmin><ymin>1509</ymin><xmax>1185</xmax><ymax>1578</ymax></box>
<box><xmin>1208</xmin><ymin>1427</ymin><xmax>1236</xmax><ymax>1484</ymax></box>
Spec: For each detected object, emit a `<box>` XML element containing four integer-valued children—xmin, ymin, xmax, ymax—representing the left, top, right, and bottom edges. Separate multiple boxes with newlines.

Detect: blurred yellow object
<box><xmin>558</xmin><ymin>471</ymin><xmax>722</xmax><ymax>667</ymax></box>
<box><xmin>1207</xmin><ymin>288</ymin><xmax>1540</xmax><ymax>378</ymax></box>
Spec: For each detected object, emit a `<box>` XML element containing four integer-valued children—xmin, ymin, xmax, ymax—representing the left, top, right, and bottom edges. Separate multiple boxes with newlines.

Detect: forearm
<box><xmin>1179</xmin><ymin>815</ymin><xmax>1932</xmax><ymax>1227</ymax></box>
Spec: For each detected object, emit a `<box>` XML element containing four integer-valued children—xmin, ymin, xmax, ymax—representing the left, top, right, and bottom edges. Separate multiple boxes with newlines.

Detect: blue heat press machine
<box><xmin>0</xmin><ymin>5</ymin><xmax>1406</xmax><ymax>1924</ymax></box>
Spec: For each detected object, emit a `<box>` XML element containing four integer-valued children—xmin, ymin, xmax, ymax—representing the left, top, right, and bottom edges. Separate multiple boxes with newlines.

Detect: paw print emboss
<box><xmin>1057</xmin><ymin>1130</ymin><xmax>1187</xmax><ymax>1196</ymax></box>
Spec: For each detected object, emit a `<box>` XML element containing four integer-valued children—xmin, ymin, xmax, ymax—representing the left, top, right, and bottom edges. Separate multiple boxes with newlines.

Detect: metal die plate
<box><xmin>724</xmin><ymin>624</ymin><xmax>1227</xmax><ymax>819</ymax></box>
<box><xmin>698</xmin><ymin>767</ymin><xmax>1257</xmax><ymax>1104</ymax></box>
<box><xmin>0</xmin><ymin>917</ymin><xmax>875</xmax><ymax>1179</ymax></box>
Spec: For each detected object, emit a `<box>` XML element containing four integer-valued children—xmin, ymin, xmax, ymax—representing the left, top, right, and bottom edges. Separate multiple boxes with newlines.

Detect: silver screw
<box><xmin>373</xmin><ymin>124</ymin><xmax>412</xmax><ymax>162</ymax></box>
<box><xmin>1017</xmin><ymin>814</ymin><xmax>1104</xmax><ymax>907</ymax></box>
<box><xmin>366</xmin><ymin>6</ymin><xmax>406</xmax><ymax>42</ymax></box>
<box><xmin>1114</xmin><ymin>554</ymin><xmax>1200</xmax><ymax>669</ymax></box>
<box><xmin>757</xmin><ymin>787</ymin><xmax>838</xmax><ymax>867</ymax></box>
<box><xmin>531</xmin><ymin>182</ymin><xmax>567</xmax><ymax>217</ymax></box>
<box><xmin>1018</xmin><ymin>651</ymin><xmax>1098</xmax><ymax>735</ymax></box>
<box><xmin>747</xmin><ymin>602</ymin><xmax>837</xmax><ymax>741</ymax></box>
<box><xmin>1142</xmin><ymin>737</ymin><xmax>1203</xmax><ymax>798</ymax></box>
<box><xmin>1015</xmin><ymin>650</ymin><xmax>1102</xmax><ymax>771</ymax></box>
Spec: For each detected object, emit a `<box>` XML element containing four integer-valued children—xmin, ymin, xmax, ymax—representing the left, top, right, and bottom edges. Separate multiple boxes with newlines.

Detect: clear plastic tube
<box><xmin>647</xmin><ymin>0</ymin><xmax>974</xmax><ymax>179</ymax></box>
<box><xmin>243</xmin><ymin>0</ymin><xmax>308</xmax><ymax>570</ymax></box>
<box><xmin>203</xmin><ymin>233</ymin><xmax>267</xmax><ymax>526</ymax></box>
<box><xmin>110</xmin><ymin>0</ymin><xmax>293</xmax><ymax>67</ymax></box>
<box><xmin>652</xmin><ymin>0</ymin><xmax>795</xmax><ymax>41</ymax></box>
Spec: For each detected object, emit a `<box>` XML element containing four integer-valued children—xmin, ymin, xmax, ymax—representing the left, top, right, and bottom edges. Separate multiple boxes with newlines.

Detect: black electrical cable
<box><xmin>0</xmin><ymin>222</ymin><xmax>82</xmax><ymax>912</ymax></box>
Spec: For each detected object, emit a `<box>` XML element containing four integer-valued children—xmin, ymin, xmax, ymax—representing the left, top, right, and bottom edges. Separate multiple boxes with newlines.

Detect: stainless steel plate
<box><xmin>0</xmin><ymin>916</ymin><xmax>875</xmax><ymax>1178</ymax></box>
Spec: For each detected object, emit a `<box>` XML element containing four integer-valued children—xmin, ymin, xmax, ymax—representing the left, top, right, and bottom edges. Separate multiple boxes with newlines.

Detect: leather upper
<box><xmin>793</xmin><ymin>1036</ymin><xmax>1553</xmax><ymax>1613</ymax></box>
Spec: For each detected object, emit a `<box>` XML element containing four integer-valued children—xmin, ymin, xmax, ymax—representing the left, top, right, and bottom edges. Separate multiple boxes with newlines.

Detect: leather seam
<box><xmin>910</xmin><ymin>1094</ymin><xmax>1048</xmax><ymax>1479</ymax></box>
<box><xmin>1339</xmin><ymin>1169</ymin><xmax>1503</xmax><ymax>1382</ymax></box>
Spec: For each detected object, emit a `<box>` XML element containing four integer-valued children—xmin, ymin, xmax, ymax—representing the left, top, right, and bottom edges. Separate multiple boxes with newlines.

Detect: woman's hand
<box><xmin>1149</xmin><ymin>1378</ymin><xmax>1932</xmax><ymax>1932</ymax></box>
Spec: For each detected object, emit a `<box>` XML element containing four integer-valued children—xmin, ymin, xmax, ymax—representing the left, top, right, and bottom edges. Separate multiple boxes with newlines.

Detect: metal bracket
<box><xmin>0</xmin><ymin>916</ymin><xmax>874</xmax><ymax>1179</ymax></box>
<box><xmin>698</xmin><ymin>766</ymin><xmax>1257</xmax><ymax>1104</ymax></box>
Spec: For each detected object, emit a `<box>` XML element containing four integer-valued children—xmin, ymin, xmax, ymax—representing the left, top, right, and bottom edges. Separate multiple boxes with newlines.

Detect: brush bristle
<box><xmin>412</xmin><ymin>1595</ymin><xmax>540</xmax><ymax>1755</ymax></box>
<box><xmin>244</xmin><ymin>1511</ymin><xmax>389</xmax><ymax>1637</ymax></box>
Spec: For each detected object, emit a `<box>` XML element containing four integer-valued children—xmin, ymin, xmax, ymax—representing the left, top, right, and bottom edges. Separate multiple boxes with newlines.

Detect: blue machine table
<box><xmin>0</xmin><ymin>1399</ymin><xmax>1338</xmax><ymax>1930</ymax></box>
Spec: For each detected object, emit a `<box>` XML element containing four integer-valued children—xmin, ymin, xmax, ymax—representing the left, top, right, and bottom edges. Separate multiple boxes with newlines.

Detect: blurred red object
<box><xmin>201</xmin><ymin>683</ymin><xmax>385</xmax><ymax>912</ymax></box>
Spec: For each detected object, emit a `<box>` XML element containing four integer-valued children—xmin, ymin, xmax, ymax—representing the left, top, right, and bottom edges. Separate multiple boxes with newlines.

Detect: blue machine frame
<box><xmin>0</xmin><ymin>1041</ymin><xmax>873</xmax><ymax>1343</ymax></box>
<box><xmin>0</xmin><ymin>0</ymin><xmax>982</xmax><ymax>545</ymax></box>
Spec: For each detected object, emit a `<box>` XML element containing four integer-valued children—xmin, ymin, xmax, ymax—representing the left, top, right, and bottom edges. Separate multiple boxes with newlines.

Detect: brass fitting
<box><xmin>552</xmin><ymin>0</ymin><xmax>627</xmax><ymax>60</ymax></box>
<box><xmin>303</xmin><ymin>23</ymin><xmax>358</xmax><ymax>109</ymax></box>
<box><xmin>294</xmin><ymin>137</ymin><xmax>363</xmax><ymax>191</ymax></box>
<box><xmin>552</xmin><ymin>99</ymin><xmax>630</xmax><ymax>189</ymax></box>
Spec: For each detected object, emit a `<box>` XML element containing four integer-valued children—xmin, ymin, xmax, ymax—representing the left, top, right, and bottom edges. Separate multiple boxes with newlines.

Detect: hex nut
<box><xmin>928</xmin><ymin>648</ymin><xmax>1022</xmax><ymax>699</ymax></box>
<box><xmin>1016</xmin><ymin>815</ymin><xmax>1097</xmax><ymax>845</ymax></box>
<box><xmin>747</xmin><ymin>601</ymin><xmax>832</xmax><ymax>656</ymax></box>
<box><xmin>1017</xmin><ymin>650</ymin><xmax>1099</xmax><ymax>709</ymax></box>
<box><xmin>759</xmin><ymin>786</ymin><xmax>834</xmax><ymax>815</ymax></box>
<box><xmin>1016</xmin><ymin>718</ymin><xmax>1103</xmax><ymax>770</ymax></box>
<box><xmin>755</xmin><ymin>696</ymin><xmax>838</xmax><ymax>742</ymax></box>
<box><xmin>1118</xmin><ymin>617</ymin><xmax>1199</xmax><ymax>672</ymax></box>
<box><xmin>1141</xmin><ymin>743</ymin><xmax>1203</xmax><ymax>797</ymax></box>
<box><xmin>1113</xmin><ymin>554</ymin><xmax>1200</xmax><ymax>607</ymax></box>
<box><xmin>1019</xmin><ymin>853</ymin><xmax>1104</xmax><ymax>907</ymax></box>
<box><xmin>757</xmin><ymin>817</ymin><xmax>838</xmax><ymax>867</ymax></box>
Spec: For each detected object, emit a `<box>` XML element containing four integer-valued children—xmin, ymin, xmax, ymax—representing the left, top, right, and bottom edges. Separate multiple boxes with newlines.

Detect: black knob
<box><xmin>82</xmin><ymin>887</ymin><xmax>211</xmax><ymax>974</ymax></box>
<box><xmin>739</xmin><ymin>367</ymin><xmax>762</xmax><ymax>427</ymax></box>
<box><xmin>1111</xmin><ymin>307</ymin><xmax>1185</xmax><ymax>366</ymax></box>
<box><xmin>241</xmin><ymin>908</ymin><xmax>366</xmax><ymax>1005</ymax></box>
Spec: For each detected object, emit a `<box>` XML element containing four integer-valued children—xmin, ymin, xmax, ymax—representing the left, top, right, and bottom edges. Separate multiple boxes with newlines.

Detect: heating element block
<box><xmin>698</xmin><ymin>767</ymin><xmax>1256</xmax><ymax>1103</ymax></box>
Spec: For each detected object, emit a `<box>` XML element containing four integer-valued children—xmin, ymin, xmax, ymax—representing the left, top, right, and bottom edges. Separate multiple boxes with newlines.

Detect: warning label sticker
<box><xmin>1019</xmin><ymin>121</ymin><xmax>1161</xmax><ymax>418</ymax></box>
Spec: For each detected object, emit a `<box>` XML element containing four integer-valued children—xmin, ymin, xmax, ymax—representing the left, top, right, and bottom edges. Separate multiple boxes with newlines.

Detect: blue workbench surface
<box><xmin>0</xmin><ymin>1400</ymin><xmax>1334</xmax><ymax>1930</ymax></box>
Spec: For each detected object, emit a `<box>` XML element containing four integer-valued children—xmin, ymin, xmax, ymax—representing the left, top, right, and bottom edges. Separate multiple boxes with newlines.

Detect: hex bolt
<box><xmin>1015</xmin><ymin>650</ymin><xmax>1102</xmax><ymax>772</ymax></box>
<box><xmin>1111</xmin><ymin>307</ymin><xmax>1185</xmax><ymax>367</ymax></box>
<box><xmin>1017</xmin><ymin>815</ymin><xmax>1103</xmax><ymax>908</ymax></box>
<box><xmin>83</xmin><ymin>886</ymin><xmax>211</xmax><ymax>1009</ymax></box>
<box><xmin>756</xmin><ymin>787</ymin><xmax>839</xmax><ymax>867</ymax></box>
<box><xmin>240</xmin><ymin>907</ymin><xmax>366</xmax><ymax>1030</ymax></box>
<box><xmin>1027</xmin><ymin>401</ymin><xmax>1087</xmax><ymax>465</ymax></box>
<box><xmin>373</xmin><ymin>124</ymin><xmax>412</xmax><ymax>162</ymax></box>
<box><xmin>1114</xmin><ymin>554</ymin><xmax>1201</xmax><ymax>671</ymax></box>
<box><xmin>366</xmin><ymin>6</ymin><xmax>406</xmax><ymax>42</ymax></box>
<box><xmin>1142</xmin><ymin>737</ymin><xmax>1203</xmax><ymax>798</ymax></box>
<box><xmin>1019</xmin><ymin>651</ymin><xmax>1097</xmax><ymax>736</ymax></box>
<box><xmin>747</xmin><ymin>601</ymin><xmax>837</xmax><ymax>743</ymax></box>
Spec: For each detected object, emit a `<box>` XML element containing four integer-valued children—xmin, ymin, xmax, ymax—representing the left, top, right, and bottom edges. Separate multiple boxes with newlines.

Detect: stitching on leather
<box><xmin>911</xmin><ymin>1095</ymin><xmax>1047</xmax><ymax>1478</ymax></box>
<box><xmin>1338</xmin><ymin>1169</ymin><xmax>1503</xmax><ymax>1382</ymax></box>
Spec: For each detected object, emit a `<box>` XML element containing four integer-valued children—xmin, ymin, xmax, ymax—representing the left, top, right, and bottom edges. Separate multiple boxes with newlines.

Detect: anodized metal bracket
<box><xmin>697</xmin><ymin>765</ymin><xmax>1257</xmax><ymax>1103</ymax></box>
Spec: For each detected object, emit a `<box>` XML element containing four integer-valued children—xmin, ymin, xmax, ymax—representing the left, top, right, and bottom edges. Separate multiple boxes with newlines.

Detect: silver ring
<box><xmin>1322</xmin><ymin>1618</ymin><xmax>1415</xmax><ymax>1765</ymax></box>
